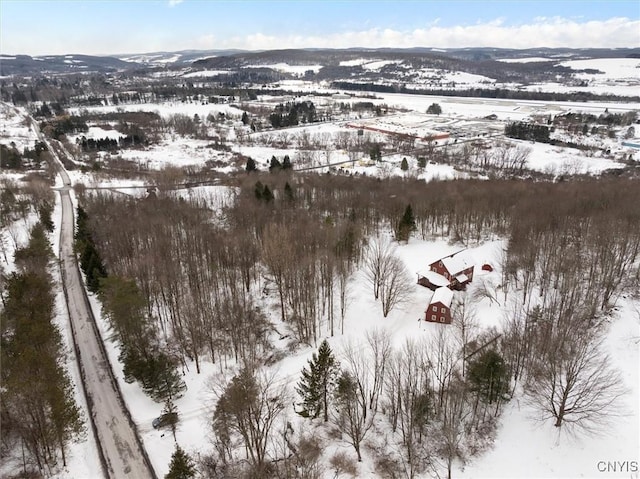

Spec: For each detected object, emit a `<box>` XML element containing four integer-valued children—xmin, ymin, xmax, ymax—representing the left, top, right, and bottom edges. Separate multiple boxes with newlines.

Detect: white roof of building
<box><xmin>440</xmin><ymin>253</ymin><xmax>473</xmax><ymax>275</ymax></box>
<box><xmin>418</xmin><ymin>270</ymin><xmax>450</xmax><ymax>287</ymax></box>
<box><xmin>429</xmin><ymin>286</ymin><xmax>454</xmax><ymax>308</ymax></box>
<box><xmin>455</xmin><ymin>273</ymin><xmax>469</xmax><ymax>283</ymax></box>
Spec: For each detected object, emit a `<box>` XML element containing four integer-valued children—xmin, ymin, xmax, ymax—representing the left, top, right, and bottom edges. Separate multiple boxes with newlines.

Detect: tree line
<box><xmin>75</xmin><ymin>206</ymin><xmax>186</xmax><ymax>407</ymax></box>
<box><xmin>269</xmin><ymin>101</ymin><xmax>318</xmax><ymax>128</ymax></box>
<box><xmin>1</xmin><ymin>223</ymin><xmax>84</xmax><ymax>476</ymax></box>
<box><xmin>330</xmin><ymin>81</ymin><xmax>640</xmax><ymax>103</ymax></box>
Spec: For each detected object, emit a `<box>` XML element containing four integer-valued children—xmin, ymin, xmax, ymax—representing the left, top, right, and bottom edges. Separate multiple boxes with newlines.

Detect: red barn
<box><xmin>425</xmin><ymin>286</ymin><xmax>453</xmax><ymax>324</ymax></box>
<box><xmin>429</xmin><ymin>251</ymin><xmax>474</xmax><ymax>290</ymax></box>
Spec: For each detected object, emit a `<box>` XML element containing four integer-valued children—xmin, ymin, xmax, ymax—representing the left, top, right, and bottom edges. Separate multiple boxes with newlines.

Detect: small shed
<box><xmin>417</xmin><ymin>270</ymin><xmax>449</xmax><ymax>290</ymax></box>
<box><xmin>425</xmin><ymin>286</ymin><xmax>453</xmax><ymax>324</ymax></box>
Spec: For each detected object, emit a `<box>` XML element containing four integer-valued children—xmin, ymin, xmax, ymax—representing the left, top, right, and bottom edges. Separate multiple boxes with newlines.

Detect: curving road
<box><xmin>33</xmin><ymin>119</ymin><xmax>156</xmax><ymax>479</ymax></box>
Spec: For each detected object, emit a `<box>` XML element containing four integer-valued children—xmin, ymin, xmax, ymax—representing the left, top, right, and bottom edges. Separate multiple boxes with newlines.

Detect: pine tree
<box><xmin>241</xmin><ymin>111</ymin><xmax>249</xmax><ymax>125</ymax></box>
<box><xmin>427</xmin><ymin>103</ymin><xmax>442</xmax><ymax>115</ymax></box>
<box><xmin>262</xmin><ymin>185</ymin><xmax>274</xmax><ymax>202</ymax></box>
<box><xmin>395</xmin><ymin>204</ymin><xmax>416</xmax><ymax>242</ymax></box>
<box><xmin>400</xmin><ymin>157</ymin><xmax>409</xmax><ymax>171</ymax></box>
<box><xmin>296</xmin><ymin>339</ymin><xmax>339</xmax><ymax>422</ymax></box>
<box><xmin>284</xmin><ymin>182</ymin><xmax>295</xmax><ymax>203</ymax></box>
<box><xmin>165</xmin><ymin>445</ymin><xmax>196</xmax><ymax>479</ymax></box>
<box><xmin>282</xmin><ymin>155</ymin><xmax>292</xmax><ymax>170</ymax></box>
<box><xmin>269</xmin><ymin>156</ymin><xmax>282</xmax><ymax>172</ymax></box>
<box><xmin>254</xmin><ymin>181</ymin><xmax>264</xmax><ymax>201</ymax></box>
<box><xmin>245</xmin><ymin>157</ymin><xmax>257</xmax><ymax>172</ymax></box>
<box><xmin>467</xmin><ymin>349</ymin><xmax>510</xmax><ymax>404</ymax></box>
<box><xmin>38</xmin><ymin>201</ymin><xmax>54</xmax><ymax>232</ymax></box>
<box><xmin>141</xmin><ymin>351</ymin><xmax>187</xmax><ymax>403</ymax></box>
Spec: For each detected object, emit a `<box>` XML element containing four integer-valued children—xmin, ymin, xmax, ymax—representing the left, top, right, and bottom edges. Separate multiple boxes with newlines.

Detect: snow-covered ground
<box><xmin>460</xmin><ymin>295</ymin><xmax>639</xmax><ymax>479</ymax></box>
<box><xmin>78</xmin><ymin>228</ymin><xmax>640</xmax><ymax>478</ymax></box>
<box><xmin>496</xmin><ymin>57</ymin><xmax>556</xmax><ymax>63</ymax></box>
<box><xmin>60</xmin><ymin>91</ymin><xmax>640</xmax><ymax>177</ymax></box>
<box><xmin>0</xmin><ymin>102</ymin><xmax>39</xmax><ymax>151</ymax></box>
<box><xmin>245</xmin><ymin>63</ymin><xmax>324</xmax><ymax>75</ymax></box>
<box><xmin>522</xmin><ymin>140</ymin><xmax>625</xmax><ymax>175</ymax></box>
<box><xmin>68</xmin><ymin>100</ymin><xmax>245</xmax><ymax>121</ymax></box>
<box><xmin>559</xmin><ymin>58</ymin><xmax>640</xmax><ymax>82</ymax></box>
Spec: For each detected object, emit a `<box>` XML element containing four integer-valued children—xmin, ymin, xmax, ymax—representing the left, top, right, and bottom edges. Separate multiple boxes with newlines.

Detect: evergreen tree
<box><xmin>287</xmin><ymin>108</ymin><xmax>299</xmax><ymax>126</ymax></box>
<box><xmin>241</xmin><ymin>111</ymin><xmax>249</xmax><ymax>125</ymax></box>
<box><xmin>282</xmin><ymin>155</ymin><xmax>292</xmax><ymax>170</ymax></box>
<box><xmin>395</xmin><ymin>204</ymin><xmax>416</xmax><ymax>242</ymax></box>
<box><xmin>254</xmin><ymin>181</ymin><xmax>264</xmax><ymax>201</ymax></box>
<box><xmin>75</xmin><ymin>206</ymin><xmax>107</xmax><ymax>293</ymax></box>
<box><xmin>369</xmin><ymin>143</ymin><xmax>382</xmax><ymax>162</ymax></box>
<box><xmin>269</xmin><ymin>156</ymin><xmax>282</xmax><ymax>172</ymax></box>
<box><xmin>245</xmin><ymin>157</ymin><xmax>257</xmax><ymax>172</ymax></box>
<box><xmin>427</xmin><ymin>103</ymin><xmax>442</xmax><ymax>115</ymax></box>
<box><xmin>262</xmin><ymin>185</ymin><xmax>274</xmax><ymax>202</ymax></box>
<box><xmin>143</xmin><ymin>351</ymin><xmax>187</xmax><ymax>403</ymax></box>
<box><xmin>467</xmin><ymin>349</ymin><xmax>510</xmax><ymax>404</ymax></box>
<box><xmin>296</xmin><ymin>339</ymin><xmax>339</xmax><ymax>422</ymax></box>
<box><xmin>2</xmin><ymin>225</ymin><xmax>84</xmax><ymax>468</ymax></box>
<box><xmin>14</xmin><ymin>223</ymin><xmax>51</xmax><ymax>272</ymax></box>
<box><xmin>284</xmin><ymin>182</ymin><xmax>295</xmax><ymax>203</ymax></box>
<box><xmin>400</xmin><ymin>157</ymin><xmax>409</xmax><ymax>171</ymax></box>
<box><xmin>165</xmin><ymin>445</ymin><xmax>196</xmax><ymax>479</ymax></box>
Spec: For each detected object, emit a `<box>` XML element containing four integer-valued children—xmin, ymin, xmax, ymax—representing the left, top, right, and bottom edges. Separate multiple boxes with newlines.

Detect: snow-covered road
<box><xmin>32</xmin><ymin>115</ymin><xmax>157</xmax><ymax>479</ymax></box>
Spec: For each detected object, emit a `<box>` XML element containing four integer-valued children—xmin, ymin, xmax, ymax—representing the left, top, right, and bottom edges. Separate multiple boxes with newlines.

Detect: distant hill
<box><xmin>1</xmin><ymin>47</ymin><xmax>638</xmax><ymax>78</ymax></box>
<box><xmin>115</xmin><ymin>49</ymin><xmax>247</xmax><ymax>65</ymax></box>
<box><xmin>0</xmin><ymin>54</ymin><xmax>138</xmax><ymax>76</ymax></box>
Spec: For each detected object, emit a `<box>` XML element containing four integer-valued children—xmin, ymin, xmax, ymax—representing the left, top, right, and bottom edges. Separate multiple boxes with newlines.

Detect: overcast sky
<box><xmin>1</xmin><ymin>0</ymin><xmax>639</xmax><ymax>56</ymax></box>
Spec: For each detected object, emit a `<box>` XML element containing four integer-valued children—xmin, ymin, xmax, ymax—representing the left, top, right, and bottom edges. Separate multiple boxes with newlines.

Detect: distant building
<box><xmin>425</xmin><ymin>286</ymin><xmax>453</xmax><ymax>324</ymax></box>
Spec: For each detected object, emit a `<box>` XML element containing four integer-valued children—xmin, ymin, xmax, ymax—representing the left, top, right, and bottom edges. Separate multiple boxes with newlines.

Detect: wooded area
<box><xmin>74</xmin><ymin>173</ymin><xmax>639</xmax><ymax>477</ymax></box>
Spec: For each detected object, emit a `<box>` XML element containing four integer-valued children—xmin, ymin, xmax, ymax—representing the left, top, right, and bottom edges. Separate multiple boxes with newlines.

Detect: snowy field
<box><xmin>69</xmin><ymin>100</ymin><xmax>245</xmax><ymax>121</ymax></box>
<box><xmin>0</xmin><ymin>102</ymin><xmax>39</xmax><ymax>151</ymax></box>
<box><xmin>64</xmin><ymin>92</ymin><xmax>640</xmax><ymax>177</ymax></box>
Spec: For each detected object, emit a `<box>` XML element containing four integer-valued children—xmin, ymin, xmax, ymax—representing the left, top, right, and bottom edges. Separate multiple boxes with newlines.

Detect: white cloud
<box><xmin>3</xmin><ymin>16</ymin><xmax>638</xmax><ymax>56</ymax></box>
<box><xmin>168</xmin><ymin>0</ymin><xmax>183</xmax><ymax>7</ymax></box>
<box><xmin>196</xmin><ymin>17</ymin><xmax>640</xmax><ymax>51</ymax></box>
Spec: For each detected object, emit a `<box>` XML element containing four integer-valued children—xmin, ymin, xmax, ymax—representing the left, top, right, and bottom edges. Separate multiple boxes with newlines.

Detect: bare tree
<box><xmin>365</xmin><ymin>329</ymin><xmax>392</xmax><ymax>413</ymax></box>
<box><xmin>525</xmin><ymin>334</ymin><xmax>625</xmax><ymax>435</ymax></box>
<box><xmin>363</xmin><ymin>236</ymin><xmax>393</xmax><ymax>300</ymax></box>
<box><xmin>363</xmin><ymin>237</ymin><xmax>413</xmax><ymax>317</ymax></box>
<box><xmin>333</xmin><ymin>368</ymin><xmax>375</xmax><ymax>462</ymax></box>
<box><xmin>334</xmin><ymin>341</ymin><xmax>377</xmax><ymax>462</ymax></box>
<box><xmin>213</xmin><ymin>368</ymin><xmax>287</xmax><ymax>473</ymax></box>
<box><xmin>452</xmin><ymin>295</ymin><xmax>478</xmax><ymax>377</ymax></box>
<box><xmin>385</xmin><ymin>338</ymin><xmax>434</xmax><ymax>478</ymax></box>
<box><xmin>439</xmin><ymin>378</ymin><xmax>470</xmax><ymax>479</ymax></box>
<box><xmin>379</xmin><ymin>254</ymin><xmax>414</xmax><ymax>318</ymax></box>
<box><xmin>428</xmin><ymin>327</ymin><xmax>459</xmax><ymax>414</ymax></box>
<box><xmin>336</xmin><ymin>261</ymin><xmax>352</xmax><ymax>335</ymax></box>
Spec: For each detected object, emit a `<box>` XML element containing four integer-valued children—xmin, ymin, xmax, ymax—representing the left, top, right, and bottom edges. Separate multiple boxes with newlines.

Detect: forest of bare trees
<box><xmin>71</xmin><ymin>172</ymin><xmax>639</xmax><ymax>477</ymax></box>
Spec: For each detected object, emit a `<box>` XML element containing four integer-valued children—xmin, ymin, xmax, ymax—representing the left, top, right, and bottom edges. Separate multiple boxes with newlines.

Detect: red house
<box><xmin>429</xmin><ymin>251</ymin><xmax>474</xmax><ymax>290</ymax></box>
<box><xmin>425</xmin><ymin>286</ymin><xmax>453</xmax><ymax>324</ymax></box>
